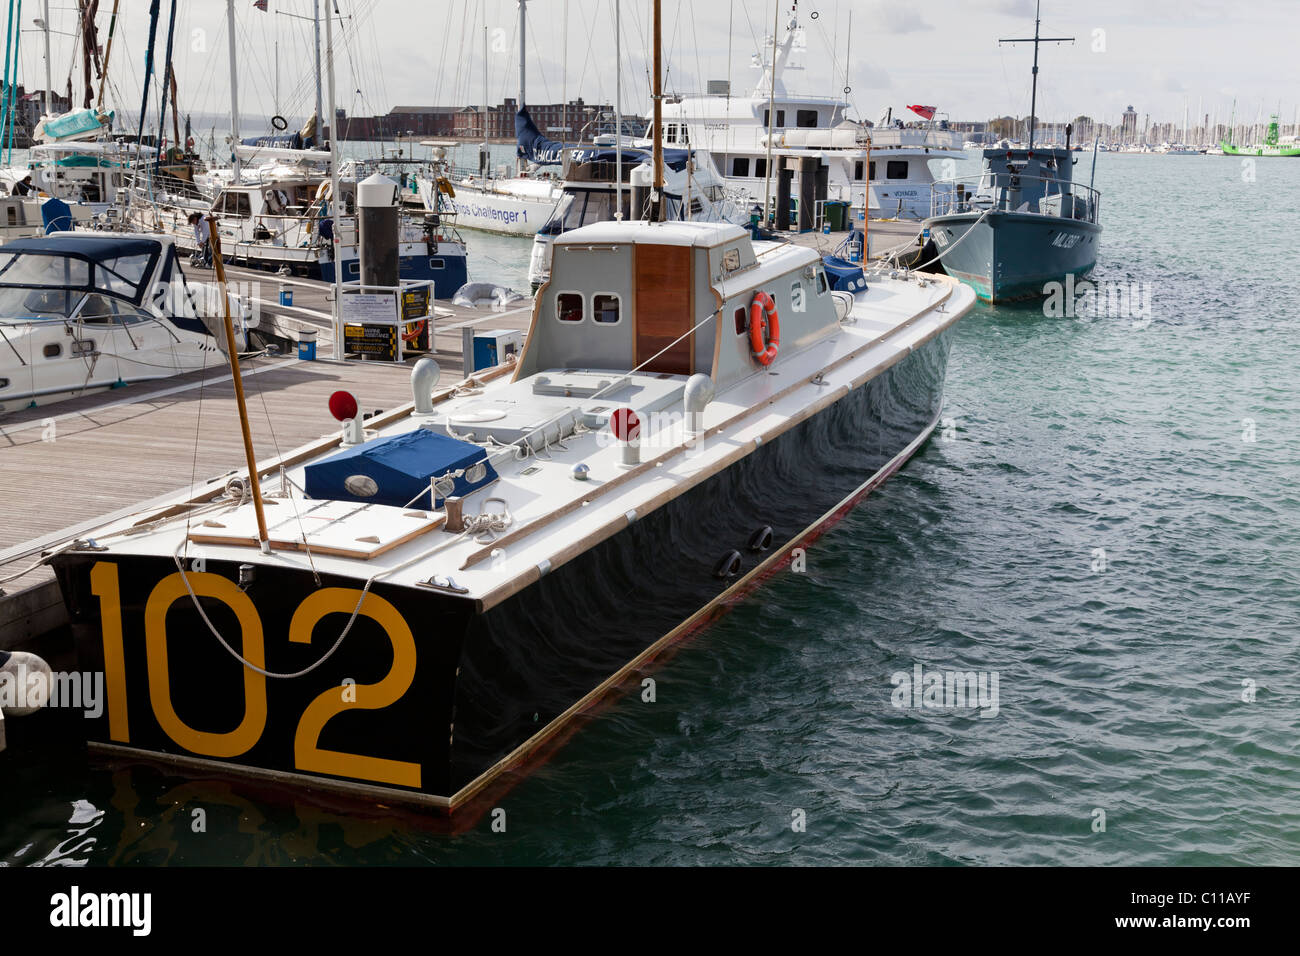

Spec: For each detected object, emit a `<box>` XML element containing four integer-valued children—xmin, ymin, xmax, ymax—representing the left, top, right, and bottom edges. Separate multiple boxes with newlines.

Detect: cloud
<box><xmin>868</xmin><ymin>2</ymin><xmax>934</xmax><ymax>34</ymax></box>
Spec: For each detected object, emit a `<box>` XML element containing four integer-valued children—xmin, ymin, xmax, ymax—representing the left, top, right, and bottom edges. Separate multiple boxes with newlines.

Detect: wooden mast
<box><xmin>209</xmin><ymin>220</ymin><xmax>271</xmax><ymax>552</ymax></box>
<box><xmin>96</xmin><ymin>0</ymin><xmax>121</xmax><ymax>112</ymax></box>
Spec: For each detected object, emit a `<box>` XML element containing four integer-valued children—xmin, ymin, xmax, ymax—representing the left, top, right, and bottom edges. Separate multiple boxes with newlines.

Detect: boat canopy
<box><xmin>0</xmin><ymin>236</ymin><xmax>163</xmax><ymax>307</ymax></box>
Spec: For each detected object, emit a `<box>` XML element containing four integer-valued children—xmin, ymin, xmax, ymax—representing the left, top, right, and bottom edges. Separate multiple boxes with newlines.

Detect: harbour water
<box><xmin>2</xmin><ymin>152</ymin><xmax>1297</xmax><ymax>865</ymax></box>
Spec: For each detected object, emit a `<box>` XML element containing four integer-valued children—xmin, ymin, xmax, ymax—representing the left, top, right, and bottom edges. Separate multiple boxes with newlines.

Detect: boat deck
<box><xmin>0</xmin><ymin>271</ymin><xmax>534</xmax><ymax>644</ymax></box>
<box><xmin>777</xmin><ymin>218</ymin><xmax>928</xmax><ymax>266</ymax></box>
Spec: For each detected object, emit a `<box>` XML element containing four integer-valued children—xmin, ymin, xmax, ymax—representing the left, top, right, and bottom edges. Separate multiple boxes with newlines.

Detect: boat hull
<box><xmin>445</xmin><ymin>184</ymin><xmax>558</xmax><ymax>236</ymax></box>
<box><xmin>52</xmin><ymin>329</ymin><xmax>952</xmax><ymax>809</ymax></box>
<box><xmin>1220</xmin><ymin>141</ymin><xmax>1300</xmax><ymax>157</ymax></box>
<box><xmin>926</xmin><ymin>210</ymin><xmax>1101</xmax><ymax>303</ymax></box>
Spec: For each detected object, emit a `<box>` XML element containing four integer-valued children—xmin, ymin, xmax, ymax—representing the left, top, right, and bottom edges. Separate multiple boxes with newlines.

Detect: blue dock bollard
<box><xmin>279</xmin><ymin>281</ymin><xmax>293</xmax><ymax>307</ymax></box>
<box><xmin>298</xmin><ymin>328</ymin><xmax>317</xmax><ymax>361</ymax></box>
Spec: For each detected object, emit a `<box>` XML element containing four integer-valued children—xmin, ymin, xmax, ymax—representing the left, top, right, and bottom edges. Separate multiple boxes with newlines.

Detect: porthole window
<box><xmin>557</xmin><ymin>292</ymin><xmax>584</xmax><ymax>322</ymax></box>
<box><xmin>43</xmin><ymin>343</ymin><xmax>61</xmax><ymax>358</ymax></box>
<box><xmin>593</xmin><ymin>293</ymin><xmax>621</xmax><ymax>324</ymax></box>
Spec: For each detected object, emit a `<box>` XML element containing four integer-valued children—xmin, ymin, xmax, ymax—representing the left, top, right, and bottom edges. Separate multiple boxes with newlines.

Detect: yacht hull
<box><xmin>445</xmin><ymin>184</ymin><xmax>558</xmax><ymax>236</ymax></box>
<box><xmin>926</xmin><ymin>210</ymin><xmax>1101</xmax><ymax>303</ymax></box>
<box><xmin>52</xmin><ymin>330</ymin><xmax>951</xmax><ymax>810</ymax></box>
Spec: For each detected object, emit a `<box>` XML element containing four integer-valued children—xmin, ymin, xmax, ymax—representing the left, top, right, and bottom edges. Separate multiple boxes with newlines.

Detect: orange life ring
<box><xmin>402</xmin><ymin>319</ymin><xmax>427</xmax><ymax>343</ymax></box>
<box><xmin>749</xmin><ymin>291</ymin><xmax>780</xmax><ymax>366</ymax></box>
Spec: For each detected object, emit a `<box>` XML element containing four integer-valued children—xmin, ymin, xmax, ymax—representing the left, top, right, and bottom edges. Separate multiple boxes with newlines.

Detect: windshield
<box><xmin>0</xmin><ymin>252</ymin><xmax>90</xmax><ymax>287</ymax></box>
<box><xmin>0</xmin><ymin>285</ymin><xmax>83</xmax><ymax>318</ymax></box>
<box><xmin>0</xmin><ymin>249</ymin><xmax>154</xmax><ymax>301</ymax></box>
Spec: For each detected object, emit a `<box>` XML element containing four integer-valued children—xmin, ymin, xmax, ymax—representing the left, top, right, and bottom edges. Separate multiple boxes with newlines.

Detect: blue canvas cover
<box><xmin>41</xmin><ymin>198</ymin><xmax>74</xmax><ymax>234</ymax></box>
<box><xmin>304</xmin><ymin>429</ymin><xmax>497</xmax><ymax>509</ymax></box>
<box><xmin>822</xmin><ymin>255</ymin><xmax>867</xmax><ymax>293</ymax></box>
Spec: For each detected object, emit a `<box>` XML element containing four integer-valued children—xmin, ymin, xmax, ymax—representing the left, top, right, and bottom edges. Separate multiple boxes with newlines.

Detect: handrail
<box><xmin>929</xmin><ymin>173</ymin><xmax>1101</xmax><ymax>224</ymax></box>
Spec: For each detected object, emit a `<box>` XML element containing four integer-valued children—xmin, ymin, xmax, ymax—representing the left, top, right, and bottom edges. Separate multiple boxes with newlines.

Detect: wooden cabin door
<box><xmin>634</xmin><ymin>244</ymin><xmax>693</xmax><ymax>375</ymax></box>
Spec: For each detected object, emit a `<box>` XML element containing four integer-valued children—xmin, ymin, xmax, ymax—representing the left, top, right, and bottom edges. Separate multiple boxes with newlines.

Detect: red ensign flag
<box><xmin>907</xmin><ymin>105</ymin><xmax>937</xmax><ymax>120</ymax></box>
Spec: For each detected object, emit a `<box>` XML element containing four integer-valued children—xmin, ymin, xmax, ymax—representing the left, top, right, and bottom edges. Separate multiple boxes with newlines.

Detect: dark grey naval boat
<box><xmin>923</xmin><ymin>0</ymin><xmax>1102</xmax><ymax>303</ymax></box>
<box><xmin>51</xmin><ymin>219</ymin><xmax>975</xmax><ymax>811</ymax></box>
<box><xmin>924</xmin><ymin>145</ymin><xmax>1101</xmax><ymax>302</ymax></box>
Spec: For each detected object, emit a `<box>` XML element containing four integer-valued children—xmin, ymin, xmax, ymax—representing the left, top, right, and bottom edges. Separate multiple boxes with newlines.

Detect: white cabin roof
<box><xmin>554</xmin><ymin>219</ymin><xmax>748</xmax><ymax>248</ymax></box>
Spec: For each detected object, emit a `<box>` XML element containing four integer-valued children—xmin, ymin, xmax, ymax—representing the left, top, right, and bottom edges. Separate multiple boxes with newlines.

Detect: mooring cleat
<box><xmin>0</xmin><ymin>649</ymin><xmax>55</xmax><ymax>717</ymax></box>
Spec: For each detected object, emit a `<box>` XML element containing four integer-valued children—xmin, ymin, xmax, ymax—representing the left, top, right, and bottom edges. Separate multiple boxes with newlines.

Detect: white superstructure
<box><xmin>654</xmin><ymin>5</ymin><xmax>964</xmax><ymax>222</ymax></box>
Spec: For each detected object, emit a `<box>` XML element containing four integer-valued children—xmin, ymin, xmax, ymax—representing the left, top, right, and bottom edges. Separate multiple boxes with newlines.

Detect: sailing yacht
<box><xmin>410</xmin><ymin>0</ymin><xmax>563</xmax><ymax>237</ymax></box>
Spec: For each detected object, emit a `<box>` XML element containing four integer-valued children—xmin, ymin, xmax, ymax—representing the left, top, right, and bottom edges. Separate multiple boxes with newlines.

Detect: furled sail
<box><xmin>514</xmin><ymin>108</ymin><xmax>690</xmax><ymax>171</ymax></box>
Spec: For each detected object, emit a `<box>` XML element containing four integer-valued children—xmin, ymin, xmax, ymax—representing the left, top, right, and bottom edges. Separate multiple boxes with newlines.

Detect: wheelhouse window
<box><xmin>593</xmin><ymin>293</ymin><xmax>621</xmax><ymax>324</ymax></box>
<box><xmin>557</xmin><ymin>292</ymin><xmax>584</xmax><ymax>322</ymax></box>
<box><xmin>734</xmin><ymin>306</ymin><xmax>747</xmax><ymax>335</ymax></box>
<box><xmin>762</xmin><ymin>109</ymin><xmax>786</xmax><ymax>129</ymax></box>
<box><xmin>754</xmin><ymin>158</ymin><xmax>767</xmax><ymax>178</ymax></box>
<box><xmin>731</xmin><ymin>157</ymin><xmax>750</xmax><ymax>177</ymax></box>
<box><xmin>791</xmin><ymin>280</ymin><xmax>805</xmax><ymax>312</ymax></box>
<box><xmin>796</xmin><ymin>109</ymin><xmax>818</xmax><ymax>128</ymax></box>
<box><xmin>815</xmin><ymin>269</ymin><xmax>828</xmax><ymax>295</ymax></box>
<box><xmin>221</xmin><ymin>192</ymin><xmax>252</xmax><ymax>217</ymax></box>
<box><xmin>886</xmin><ymin>160</ymin><xmax>909</xmax><ymax>180</ymax></box>
<box><xmin>869</xmin><ymin>160</ymin><xmax>876</xmax><ymax>179</ymax></box>
<box><xmin>854</xmin><ymin>161</ymin><xmax>865</xmax><ymax>180</ymax></box>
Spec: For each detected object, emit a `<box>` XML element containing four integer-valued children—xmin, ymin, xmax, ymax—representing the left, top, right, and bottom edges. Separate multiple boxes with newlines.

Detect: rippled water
<box><xmin>3</xmin><ymin>153</ymin><xmax>1297</xmax><ymax>866</ymax></box>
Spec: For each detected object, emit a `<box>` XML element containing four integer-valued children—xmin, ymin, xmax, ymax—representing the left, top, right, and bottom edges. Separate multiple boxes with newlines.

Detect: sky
<box><xmin>17</xmin><ymin>0</ymin><xmax>1300</xmax><ymax>134</ymax></box>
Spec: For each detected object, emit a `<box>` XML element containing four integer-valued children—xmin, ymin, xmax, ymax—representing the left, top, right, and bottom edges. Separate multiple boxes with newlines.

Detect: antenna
<box><xmin>999</xmin><ymin>0</ymin><xmax>1073</xmax><ymax>150</ymax></box>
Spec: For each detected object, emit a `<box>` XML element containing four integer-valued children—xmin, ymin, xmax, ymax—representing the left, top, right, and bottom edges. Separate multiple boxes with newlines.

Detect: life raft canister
<box><xmin>749</xmin><ymin>290</ymin><xmax>780</xmax><ymax>366</ymax></box>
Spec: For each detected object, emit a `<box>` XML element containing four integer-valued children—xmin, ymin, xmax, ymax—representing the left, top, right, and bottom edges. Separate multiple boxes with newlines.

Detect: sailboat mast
<box><xmin>313</xmin><ymin>0</ymin><xmax>323</xmax><ymax>136</ymax></box>
<box><xmin>518</xmin><ymin>0</ymin><xmax>528</xmax><ymax>176</ymax></box>
<box><xmin>96</xmin><ymin>0</ymin><xmax>120</xmax><ymax>113</ymax></box>
<box><xmin>843</xmin><ymin>8</ymin><xmax>852</xmax><ymax>111</ymax></box>
<box><xmin>651</xmin><ymin>0</ymin><xmax>664</xmax><ymax>221</ymax></box>
<box><xmin>227</xmin><ymin>0</ymin><xmax>241</xmax><ymax>179</ymax></box>
<box><xmin>41</xmin><ymin>0</ymin><xmax>52</xmax><ymax>116</ymax></box>
<box><xmin>325</xmin><ymin>0</ymin><xmax>344</xmax><ymax>352</ymax></box>
<box><xmin>614</xmin><ymin>0</ymin><xmax>622</xmax><ymax>218</ymax></box>
<box><xmin>481</xmin><ymin>5</ymin><xmax>488</xmax><ymax>175</ymax></box>
<box><xmin>761</xmin><ymin>0</ymin><xmax>778</xmax><ymax>227</ymax></box>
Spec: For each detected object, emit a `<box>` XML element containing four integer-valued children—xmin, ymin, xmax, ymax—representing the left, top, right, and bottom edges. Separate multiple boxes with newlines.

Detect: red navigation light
<box><xmin>328</xmin><ymin>390</ymin><xmax>359</xmax><ymax>422</ymax></box>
